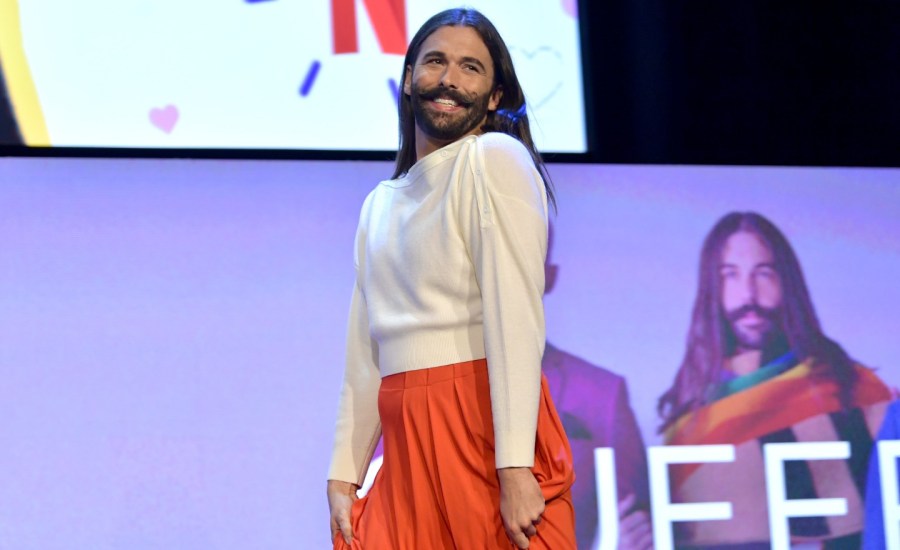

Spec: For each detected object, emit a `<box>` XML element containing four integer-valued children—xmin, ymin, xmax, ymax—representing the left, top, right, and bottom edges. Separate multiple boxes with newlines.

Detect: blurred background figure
<box><xmin>542</xmin><ymin>222</ymin><xmax>651</xmax><ymax>550</ymax></box>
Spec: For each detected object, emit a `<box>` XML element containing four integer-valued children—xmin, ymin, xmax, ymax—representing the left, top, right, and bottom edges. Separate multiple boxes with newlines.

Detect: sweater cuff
<box><xmin>327</xmin><ymin>457</ymin><xmax>366</xmax><ymax>487</ymax></box>
<box><xmin>328</xmin><ymin>426</ymin><xmax>381</xmax><ymax>486</ymax></box>
<box><xmin>494</xmin><ymin>429</ymin><xmax>536</xmax><ymax>469</ymax></box>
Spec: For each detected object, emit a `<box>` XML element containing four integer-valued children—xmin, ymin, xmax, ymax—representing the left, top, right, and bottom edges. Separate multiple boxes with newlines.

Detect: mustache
<box><xmin>725</xmin><ymin>304</ymin><xmax>779</xmax><ymax>323</ymax></box>
<box><xmin>415</xmin><ymin>85</ymin><xmax>476</xmax><ymax>108</ymax></box>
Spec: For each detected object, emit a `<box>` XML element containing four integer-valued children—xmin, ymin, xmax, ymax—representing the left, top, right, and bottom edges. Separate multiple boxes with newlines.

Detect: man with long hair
<box><xmin>326</xmin><ymin>9</ymin><xmax>575</xmax><ymax>549</ymax></box>
<box><xmin>658</xmin><ymin>211</ymin><xmax>892</xmax><ymax>548</ymax></box>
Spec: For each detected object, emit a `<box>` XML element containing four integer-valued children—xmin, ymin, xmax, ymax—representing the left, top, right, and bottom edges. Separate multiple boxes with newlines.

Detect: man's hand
<box><xmin>327</xmin><ymin>479</ymin><xmax>359</xmax><ymax>545</ymax></box>
<box><xmin>618</xmin><ymin>493</ymin><xmax>653</xmax><ymax>550</ymax></box>
<box><xmin>498</xmin><ymin>467</ymin><xmax>545</xmax><ymax>549</ymax></box>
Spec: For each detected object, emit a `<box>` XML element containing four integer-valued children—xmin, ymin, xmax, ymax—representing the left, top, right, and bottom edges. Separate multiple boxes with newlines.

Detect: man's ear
<box><xmin>488</xmin><ymin>86</ymin><xmax>503</xmax><ymax>111</ymax></box>
<box><xmin>403</xmin><ymin>66</ymin><xmax>412</xmax><ymax>96</ymax></box>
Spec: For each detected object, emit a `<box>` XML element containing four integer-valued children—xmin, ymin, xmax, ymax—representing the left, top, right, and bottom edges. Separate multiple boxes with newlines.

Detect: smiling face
<box><xmin>719</xmin><ymin>231</ymin><xmax>784</xmax><ymax>353</ymax></box>
<box><xmin>403</xmin><ymin>25</ymin><xmax>503</xmax><ymax>159</ymax></box>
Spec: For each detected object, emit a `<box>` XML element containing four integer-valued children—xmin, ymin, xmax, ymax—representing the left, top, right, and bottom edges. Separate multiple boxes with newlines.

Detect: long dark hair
<box><xmin>392</xmin><ymin>8</ymin><xmax>556</xmax><ymax>210</ymax></box>
<box><xmin>657</xmin><ymin>212</ymin><xmax>857</xmax><ymax>430</ymax></box>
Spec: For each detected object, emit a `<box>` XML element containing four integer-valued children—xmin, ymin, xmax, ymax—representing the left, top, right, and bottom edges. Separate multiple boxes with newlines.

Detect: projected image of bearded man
<box><xmin>657</xmin><ymin>211</ymin><xmax>892</xmax><ymax>549</ymax></box>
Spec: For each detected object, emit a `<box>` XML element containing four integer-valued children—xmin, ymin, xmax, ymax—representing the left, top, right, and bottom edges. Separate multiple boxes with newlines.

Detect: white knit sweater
<box><xmin>328</xmin><ymin>132</ymin><xmax>549</xmax><ymax>485</ymax></box>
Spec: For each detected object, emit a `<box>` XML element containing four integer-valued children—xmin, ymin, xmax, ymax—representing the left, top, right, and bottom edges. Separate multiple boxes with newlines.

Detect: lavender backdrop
<box><xmin>1</xmin><ymin>157</ymin><xmax>898</xmax><ymax>548</ymax></box>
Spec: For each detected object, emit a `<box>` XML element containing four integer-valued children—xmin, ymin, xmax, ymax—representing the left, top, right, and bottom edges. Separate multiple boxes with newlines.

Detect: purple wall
<box><xmin>1</xmin><ymin>157</ymin><xmax>898</xmax><ymax>548</ymax></box>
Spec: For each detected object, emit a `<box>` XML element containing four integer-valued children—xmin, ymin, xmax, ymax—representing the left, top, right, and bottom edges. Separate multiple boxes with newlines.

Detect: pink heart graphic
<box><xmin>149</xmin><ymin>105</ymin><xmax>179</xmax><ymax>133</ymax></box>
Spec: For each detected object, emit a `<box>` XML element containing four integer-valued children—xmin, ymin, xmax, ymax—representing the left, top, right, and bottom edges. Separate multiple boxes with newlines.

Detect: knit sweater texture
<box><xmin>328</xmin><ymin>132</ymin><xmax>549</xmax><ymax>485</ymax></box>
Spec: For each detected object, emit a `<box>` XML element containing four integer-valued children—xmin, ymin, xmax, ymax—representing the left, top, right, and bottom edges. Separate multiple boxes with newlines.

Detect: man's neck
<box><xmin>727</xmin><ymin>350</ymin><xmax>763</xmax><ymax>376</ymax></box>
<box><xmin>412</xmin><ymin>121</ymin><xmax>489</xmax><ymax>162</ymax></box>
<box><xmin>414</xmin><ymin>131</ymin><xmax>454</xmax><ymax>161</ymax></box>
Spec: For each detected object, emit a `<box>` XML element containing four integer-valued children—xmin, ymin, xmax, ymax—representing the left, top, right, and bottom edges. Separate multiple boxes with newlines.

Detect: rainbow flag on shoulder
<box><xmin>665</xmin><ymin>354</ymin><xmax>892</xmax><ymax>547</ymax></box>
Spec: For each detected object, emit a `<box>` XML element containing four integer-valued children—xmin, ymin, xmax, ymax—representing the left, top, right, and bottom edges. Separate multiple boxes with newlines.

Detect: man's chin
<box><xmin>732</xmin><ymin>327</ymin><xmax>770</xmax><ymax>350</ymax></box>
<box><xmin>419</xmin><ymin>119</ymin><xmax>477</xmax><ymax>142</ymax></box>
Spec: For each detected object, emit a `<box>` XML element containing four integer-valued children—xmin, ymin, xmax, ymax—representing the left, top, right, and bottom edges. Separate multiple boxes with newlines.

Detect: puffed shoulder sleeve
<box><xmin>459</xmin><ymin>133</ymin><xmax>549</xmax><ymax>469</ymax></box>
<box><xmin>327</xmin><ymin>202</ymin><xmax>382</xmax><ymax>485</ymax></box>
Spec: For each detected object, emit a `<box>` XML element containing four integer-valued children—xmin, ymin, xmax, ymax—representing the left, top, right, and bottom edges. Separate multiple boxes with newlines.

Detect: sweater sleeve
<box><xmin>327</xmin><ymin>221</ymin><xmax>382</xmax><ymax>485</ymax></box>
<box><xmin>461</xmin><ymin>133</ymin><xmax>549</xmax><ymax>469</ymax></box>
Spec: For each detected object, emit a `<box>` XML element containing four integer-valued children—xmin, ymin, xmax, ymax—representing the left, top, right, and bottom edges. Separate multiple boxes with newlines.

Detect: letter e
<box><xmin>648</xmin><ymin>445</ymin><xmax>735</xmax><ymax>550</ymax></box>
<box><xmin>764</xmin><ymin>441</ymin><xmax>850</xmax><ymax>550</ymax></box>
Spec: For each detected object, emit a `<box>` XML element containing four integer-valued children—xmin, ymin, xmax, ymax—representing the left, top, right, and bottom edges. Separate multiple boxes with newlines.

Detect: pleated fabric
<box><xmin>334</xmin><ymin>358</ymin><xmax>576</xmax><ymax>549</ymax></box>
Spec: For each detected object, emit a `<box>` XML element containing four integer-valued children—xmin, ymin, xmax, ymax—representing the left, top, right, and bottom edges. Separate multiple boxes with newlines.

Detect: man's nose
<box><xmin>439</xmin><ymin>65</ymin><xmax>460</xmax><ymax>88</ymax></box>
<box><xmin>742</xmin><ymin>275</ymin><xmax>759</xmax><ymax>305</ymax></box>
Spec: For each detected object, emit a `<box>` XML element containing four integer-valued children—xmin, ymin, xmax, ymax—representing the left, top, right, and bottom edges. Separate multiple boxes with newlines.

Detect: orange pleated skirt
<box><xmin>334</xmin><ymin>358</ymin><xmax>576</xmax><ymax>549</ymax></box>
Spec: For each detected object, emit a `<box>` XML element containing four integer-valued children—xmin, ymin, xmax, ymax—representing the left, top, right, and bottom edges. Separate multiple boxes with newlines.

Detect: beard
<box><xmin>410</xmin><ymin>83</ymin><xmax>492</xmax><ymax>142</ymax></box>
<box><xmin>724</xmin><ymin>303</ymin><xmax>782</xmax><ymax>351</ymax></box>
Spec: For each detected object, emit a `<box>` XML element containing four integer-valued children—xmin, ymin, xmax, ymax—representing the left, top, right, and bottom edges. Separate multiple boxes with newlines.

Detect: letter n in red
<box><xmin>332</xmin><ymin>0</ymin><xmax>407</xmax><ymax>55</ymax></box>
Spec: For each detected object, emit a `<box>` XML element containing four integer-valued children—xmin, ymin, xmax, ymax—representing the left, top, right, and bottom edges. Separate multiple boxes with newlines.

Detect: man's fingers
<box><xmin>633</xmin><ymin>529</ymin><xmax>654</xmax><ymax>550</ymax></box>
<box><xmin>331</xmin><ymin>508</ymin><xmax>354</xmax><ymax>544</ymax></box>
<box><xmin>510</xmin><ymin>530</ymin><xmax>530</xmax><ymax>549</ymax></box>
<box><xmin>509</xmin><ymin>515</ymin><xmax>540</xmax><ymax>547</ymax></box>
<box><xmin>619</xmin><ymin>509</ymin><xmax>654</xmax><ymax>550</ymax></box>
<box><xmin>620</xmin><ymin>509</ymin><xmax>649</xmax><ymax>532</ymax></box>
<box><xmin>329</xmin><ymin>517</ymin><xmax>340</xmax><ymax>541</ymax></box>
<box><xmin>618</xmin><ymin>493</ymin><xmax>637</xmax><ymax>516</ymax></box>
<box><xmin>326</xmin><ymin>481</ymin><xmax>359</xmax><ymax>545</ymax></box>
<box><xmin>338</xmin><ymin>516</ymin><xmax>353</xmax><ymax>544</ymax></box>
<box><xmin>497</xmin><ymin>468</ymin><xmax>543</xmax><ymax>549</ymax></box>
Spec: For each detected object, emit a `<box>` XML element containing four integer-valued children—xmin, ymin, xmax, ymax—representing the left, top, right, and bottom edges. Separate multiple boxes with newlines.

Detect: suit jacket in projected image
<box><xmin>863</xmin><ymin>400</ymin><xmax>900</xmax><ymax>550</ymax></box>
